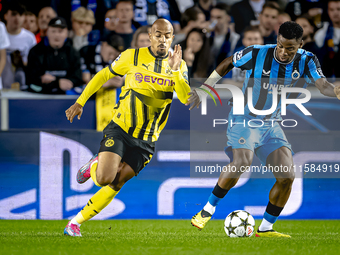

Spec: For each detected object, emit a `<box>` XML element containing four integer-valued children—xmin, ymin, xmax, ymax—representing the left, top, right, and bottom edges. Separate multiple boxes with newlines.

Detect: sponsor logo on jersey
<box><xmin>262</xmin><ymin>70</ymin><xmax>271</xmax><ymax>76</ymax></box>
<box><xmin>134</xmin><ymin>73</ymin><xmax>175</xmax><ymax>86</ymax></box>
<box><xmin>263</xmin><ymin>83</ymin><xmax>293</xmax><ymax>94</ymax></box>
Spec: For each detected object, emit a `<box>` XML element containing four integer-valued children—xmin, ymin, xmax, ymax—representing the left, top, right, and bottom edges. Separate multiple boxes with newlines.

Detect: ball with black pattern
<box><xmin>224</xmin><ymin>210</ymin><xmax>255</xmax><ymax>238</ymax></box>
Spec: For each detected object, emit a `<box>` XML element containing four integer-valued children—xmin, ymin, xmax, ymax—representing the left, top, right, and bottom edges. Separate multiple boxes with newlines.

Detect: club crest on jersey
<box><xmin>105</xmin><ymin>138</ymin><xmax>114</xmax><ymax>147</ymax></box>
<box><xmin>238</xmin><ymin>137</ymin><xmax>246</xmax><ymax>144</ymax></box>
<box><xmin>292</xmin><ymin>70</ymin><xmax>300</xmax><ymax>80</ymax></box>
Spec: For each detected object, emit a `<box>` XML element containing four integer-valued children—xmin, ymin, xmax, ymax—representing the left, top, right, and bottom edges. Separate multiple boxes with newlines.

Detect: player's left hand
<box><xmin>334</xmin><ymin>85</ymin><xmax>340</xmax><ymax>100</ymax></box>
<box><xmin>168</xmin><ymin>44</ymin><xmax>182</xmax><ymax>71</ymax></box>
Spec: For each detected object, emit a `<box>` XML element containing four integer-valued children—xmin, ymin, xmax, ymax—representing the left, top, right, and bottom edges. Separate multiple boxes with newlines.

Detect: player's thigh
<box><xmin>97</xmin><ymin>151</ymin><xmax>122</xmax><ymax>181</ymax></box>
<box><xmin>97</xmin><ymin>121</ymin><xmax>127</xmax><ymax>181</ymax></box>
<box><xmin>232</xmin><ymin>148</ymin><xmax>254</xmax><ymax>168</ymax></box>
<box><xmin>267</xmin><ymin>146</ymin><xmax>295</xmax><ymax>180</ymax></box>
<box><xmin>256</xmin><ymin>123</ymin><xmax>293</xmax><ymax>167</ymax></box>
<box><xmin>109</xmin><ymin>162</ymin><xmax>136</xmax><ymax>191</ymax></box>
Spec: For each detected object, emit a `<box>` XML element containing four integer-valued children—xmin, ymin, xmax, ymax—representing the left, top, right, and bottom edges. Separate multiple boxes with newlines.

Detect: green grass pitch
<box><xmin>0</xmin><ymin>220</ymin><xmax>339</xmax><ymax>255</ymax></box>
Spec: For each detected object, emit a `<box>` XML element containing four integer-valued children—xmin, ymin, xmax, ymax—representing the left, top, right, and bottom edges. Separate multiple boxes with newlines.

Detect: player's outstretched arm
<box><xmin>315</xmin><ymin>78</ymin><xmax>340</xmax><ymax>99</ymax></box>
<box><xmin>65</xmin><ymin>67</ymin><xmax>115</xmax><ymax>123</ymax></box>
<box><xmin>187</xmin><ymin>56</ymin><xmax>234</xmax><ymax>110</ymax></box>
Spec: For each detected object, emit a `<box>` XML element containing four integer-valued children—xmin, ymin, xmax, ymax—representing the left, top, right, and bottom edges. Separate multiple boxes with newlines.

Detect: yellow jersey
<box><xmin>76</xmin><ymin>46</ymin><xmax>191</xmax><ymax>142</ymax></box>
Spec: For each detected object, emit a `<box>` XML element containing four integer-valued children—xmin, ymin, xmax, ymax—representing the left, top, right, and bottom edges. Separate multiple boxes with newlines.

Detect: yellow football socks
<box><xmin>90</xmin><ymin>162</ymin><xmax>104</xmax><ymax>187</ymax></box>
<box><xmin>75</xmin><ymin>185</ymin><xmax>119</xmax><ymax>224</ymax></box>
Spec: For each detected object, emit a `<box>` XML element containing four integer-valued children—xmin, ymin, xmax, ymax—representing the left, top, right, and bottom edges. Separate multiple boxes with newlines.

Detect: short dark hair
<box><xmin>117</xmin><ymin>0</ymin><xmax>136</xmax><ymax>6</ymax></box>
<box><xmin>211</xmin><ymin>3</ymin><xmax>229</xmax><ymax>15</ymax></box>
<box><xmin>278</xmin><ymin>21</ymin><xmax>303</xmax><ymax>41</ymax></box>
<box><xmin>328</xmin><ymin>0</ymin><xmax>340</xmax><ymax>4</ymax></box>
<box><xmin>5</xmin><ymin>2</ymin><xmax>26</xmax><ymax>15</ymax></box>
<box><xmin>261</xmin><ymin>1</ymin><xmax>281</xmax><ymax>14</ymax></box>
<box><xmin>243</xmin><ymin>25</ymin><xmax>261</xmax><ymax>35</ymax></box>
<box><xmin>181</xmin><ymin>6</ymin><xmax>204</xmax><ymax>27</ymax></box>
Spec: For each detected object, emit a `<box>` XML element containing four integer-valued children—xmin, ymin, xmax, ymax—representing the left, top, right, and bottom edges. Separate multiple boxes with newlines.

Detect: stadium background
<box><xmin>1</xmin><ymin>93</ymin><xmax>339</xmax><ymax>220</ymax></box>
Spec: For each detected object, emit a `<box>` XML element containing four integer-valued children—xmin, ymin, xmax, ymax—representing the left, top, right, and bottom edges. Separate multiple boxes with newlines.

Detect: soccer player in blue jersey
<box><xmin>188</xmin><ymin>21</ymin><xmax>340</xmax><ymax>237</ymax></box>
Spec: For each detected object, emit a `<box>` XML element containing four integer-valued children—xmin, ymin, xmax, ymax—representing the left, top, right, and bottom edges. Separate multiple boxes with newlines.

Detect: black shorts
<box><xmin>99</xmin><ymin>121</ymin><xmax>155</xmax><ymax>175</ymax></box>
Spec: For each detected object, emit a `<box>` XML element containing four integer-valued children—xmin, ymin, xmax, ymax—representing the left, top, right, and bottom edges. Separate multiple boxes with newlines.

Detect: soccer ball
<box><xmin>224</xmin><ymin>210</ymin><xmax>255</xmax><ymax>238</ymax></box>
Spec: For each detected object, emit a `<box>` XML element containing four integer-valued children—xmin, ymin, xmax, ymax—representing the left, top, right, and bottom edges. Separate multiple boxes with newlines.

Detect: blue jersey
<box><xmin>232</xmin><ymin>44</ymin><xmax>325</xmax><ymax>120</ymax></box>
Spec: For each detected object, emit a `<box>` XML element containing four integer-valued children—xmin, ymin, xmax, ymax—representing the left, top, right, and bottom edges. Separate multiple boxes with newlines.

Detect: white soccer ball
<box><xmin>224</xmin><ymin>210</ymin><xmax>255</xmax><ymax>238</ymax></box>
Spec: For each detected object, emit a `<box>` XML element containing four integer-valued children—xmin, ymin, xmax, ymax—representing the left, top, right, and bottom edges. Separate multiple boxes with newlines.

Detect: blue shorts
<box><xmin>225</xmin><ymin>114</ymin><xmax>293</xmax><ymax>166</ymax></box>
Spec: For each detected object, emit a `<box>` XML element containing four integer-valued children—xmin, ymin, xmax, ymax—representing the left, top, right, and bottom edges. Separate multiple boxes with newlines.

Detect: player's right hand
<box><xmin>65</xmin><ymin>102</ymin><xmax>83</xmax><ymax>123</ymax></box>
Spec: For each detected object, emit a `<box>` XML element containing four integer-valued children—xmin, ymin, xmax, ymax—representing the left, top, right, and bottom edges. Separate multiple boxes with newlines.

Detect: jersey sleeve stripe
<box><xmin>109</xmin><ymin>65</ymin><xmax>123</xmax><ymax>77</ymax></box>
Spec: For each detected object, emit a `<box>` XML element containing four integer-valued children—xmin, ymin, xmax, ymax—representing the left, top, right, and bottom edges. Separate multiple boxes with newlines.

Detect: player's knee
<box><xmin>96</xmin><ymin>172</ymin><xmax>116</xmax><ymax>186</ymax></box>
<box><xmin>277</xmin><ymin>174</ymin><xmax>295</xmax><ymax>187</ymax></box>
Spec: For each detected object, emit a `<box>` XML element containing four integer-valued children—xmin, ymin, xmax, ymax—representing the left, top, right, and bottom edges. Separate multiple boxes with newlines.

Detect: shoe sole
<box><xmin>77</xmin><ymin>155</ymin><xmax>97</xmax><ymax>184</ymax></box>
<box><xmin>191</xmin><ymin>220</ymin><xmax>202</xmax><ymax>231</ymax></box>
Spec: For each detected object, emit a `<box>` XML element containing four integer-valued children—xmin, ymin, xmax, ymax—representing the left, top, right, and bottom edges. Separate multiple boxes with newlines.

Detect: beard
<box><xmin>156</xmin><ymin>49</ymin><xmax>166</xmax><ymax>57</ymax></box>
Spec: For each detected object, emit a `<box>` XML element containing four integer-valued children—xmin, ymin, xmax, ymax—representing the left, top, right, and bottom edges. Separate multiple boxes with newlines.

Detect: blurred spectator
<box><xmin>296</xmin><ymin>14</ymin><xmax>315</xmax><ymax>45</ymax></box>
<box><xmin>69</xmin><ymin>7</ymin><xmax>100</xmax><ymax>51</ymax></box>
<box><xmin>230</xmin><ymin>0</ymin><xmax>266</xmax><ymax>34</ymax></box>
<box><xmin>275</xmin><ymin>12</ymin><xmax>291</xmax><ymax>34</ymax></box>
<box><xmin>131</xmin><ymin>26</ymin><xmax>151</xmax><ymax>48</ymax></box>
<box><xmin>197</xmin><ymin>0</ymin><xmax>214</xmax><ymax>21</ymax></box>
<box><xmin>314</xmin><ymin>0</ymin><xmax>340</xmax><ymax>78</ymax></box>
<box><xmin>26</xmin><ymin>17</ymin><xmax>83</xmax><ymax>94</ymax></box>
<box><xmin>210</xmin><ymin>3</ymin><xmax>240</xmax><ymax>67</ymax></box>
<box><xmin>285</xmin><ymin>0</ymin><xmax>325</xmax><ymax>27</ymax></box>
<box><xmin>259</xmin><ymin>1</ymin><xmax>280</xmax><ymax>44</ymax></box>
<box><xmin>173</xmin><ymin>6</ymin><xmax>208</xmax><ymax>45</ymax></box>
<box><xmin>0</xmin><ymin>21</ymin><xmax>10</xmax><ymax>90</ymax></box>
<box><xmin>23</xmin><ymin>11</ymin><xmax>39</xmax><ymax>35</ymax></box>
<box><xmin>175</xmin><ymin>0</ymin><xmax>194</xmax><ymax>13</ymax></box>
<box><xmin>295</xmin><ymin>14</ymin><xmax>323</xmax><ymax>73</ymax></box>
<box><xmin>50</xmin><ymin>0</ymin><xmax>113</xmax><ymax>31</ymax></box>
<box><xmin>112</xmin><ymin>0</ymin><xmax>135</xmax><ymax>50</ymax></box>
<box><xmin>230</xmin><ymin>26</ymin><xmax>263</xmax><ymax>84</ymax></box>
<box><xmin>79</xmin><ymin>33</ymin><xmax>124</xmax><ymax>87</ymax></box>
<box><xmin>104</xmin><ymin>9</ymin><xmax>118</xmax><ymax>32</ymax></box>
<box><xmin>2</xmin><ymin>3</ymin><xmax>36</xmax><ymax>89</ymax></box>
<box><xmin>181</xmin><ymin>28</ymin><xmax>212</xmax><ymax>78</ymax></box>
<box><xmin>36</xmin><ymin>7</ymin><xmax>57</xmax><ymax>43</ymax></box>
<box><xmin>134</xmin><ymin>0</ymin><xmax>181</xmax><ymax>32</ymax></box>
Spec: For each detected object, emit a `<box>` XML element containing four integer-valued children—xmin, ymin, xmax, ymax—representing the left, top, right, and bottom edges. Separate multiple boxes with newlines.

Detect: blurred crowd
<box><xmin>0</xmin><ymin>0</ymin><xmax>339</xmax><ymax>94</ymax></box>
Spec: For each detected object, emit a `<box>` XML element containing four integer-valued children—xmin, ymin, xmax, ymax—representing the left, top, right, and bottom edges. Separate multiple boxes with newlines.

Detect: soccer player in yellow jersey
<box><xmin>63</xmin><ymin>18</ymin><xmax>191</xmax><ymax>237</ymax></box>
